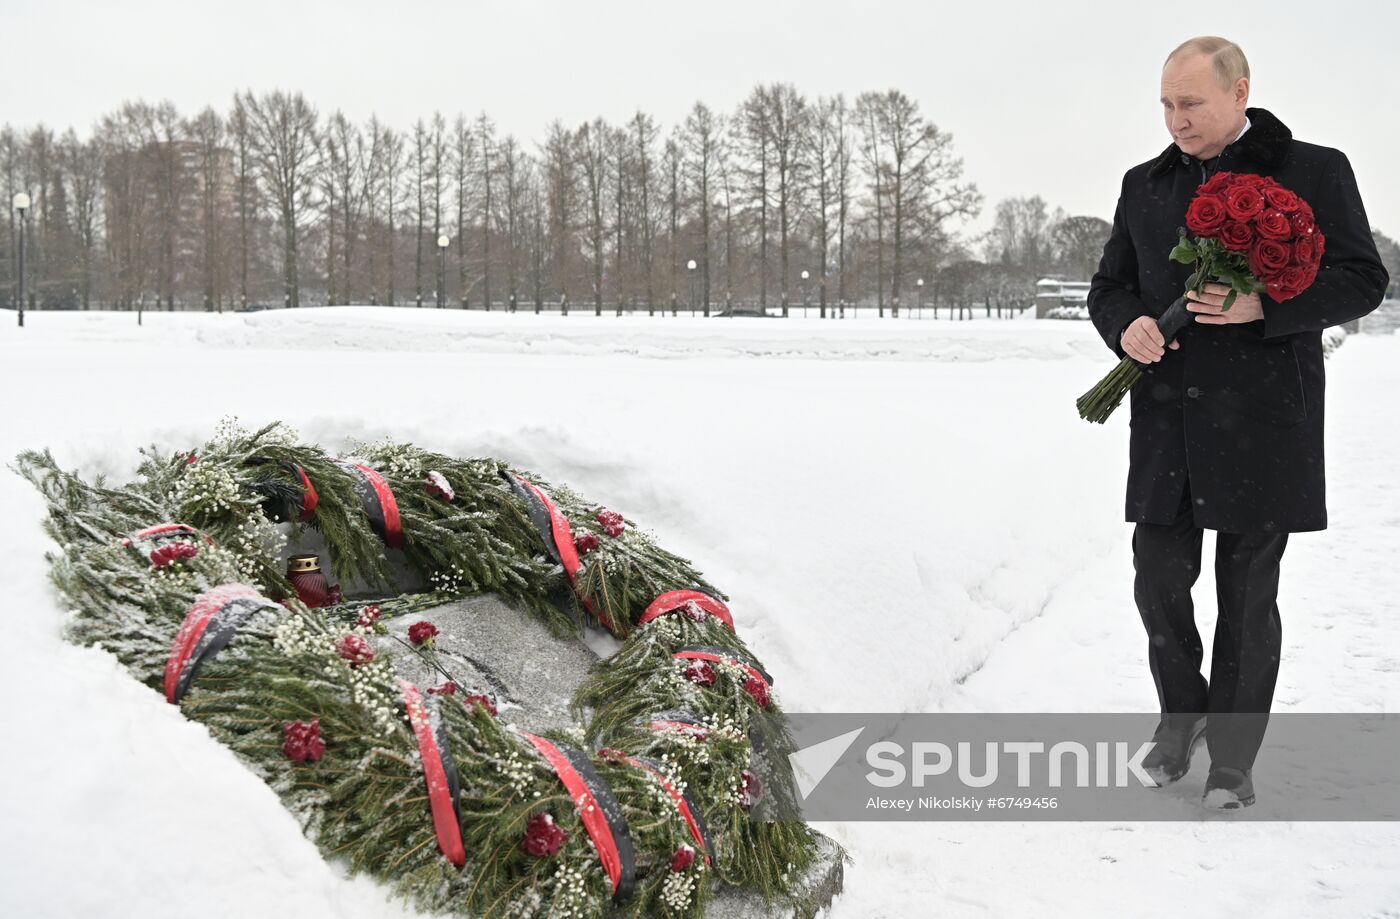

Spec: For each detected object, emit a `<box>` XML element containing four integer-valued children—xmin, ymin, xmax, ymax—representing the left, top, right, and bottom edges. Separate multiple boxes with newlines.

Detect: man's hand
<box><xmin>1121</xmin><ymin>314</ymin><xmax>1180</xmax><ymax>363</ymax></box>
<box><xmin>1186</xmin><ymin>281</ymin><xmax>1264</xmax><ymax>324</ymax></box>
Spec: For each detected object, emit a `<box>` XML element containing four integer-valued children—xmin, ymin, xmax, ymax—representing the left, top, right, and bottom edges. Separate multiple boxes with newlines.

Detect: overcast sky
<box><xmin>5</xmin><ymin>0</ymin><xmax>1397</xmax><ymax>240</ymax></box>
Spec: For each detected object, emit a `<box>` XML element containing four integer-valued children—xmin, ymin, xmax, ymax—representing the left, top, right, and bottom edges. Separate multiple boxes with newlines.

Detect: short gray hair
<box><xmin>1164</xmin><ymin>36</ymin><xmax>1250</xmax><ymax>89</ymax></box>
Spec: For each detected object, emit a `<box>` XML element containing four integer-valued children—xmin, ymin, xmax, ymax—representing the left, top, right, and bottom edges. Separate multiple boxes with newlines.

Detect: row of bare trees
<box><xmin>1</xmin><ymin>85</ymin><xmax>1118</xmax><ymax>316</ymax></box>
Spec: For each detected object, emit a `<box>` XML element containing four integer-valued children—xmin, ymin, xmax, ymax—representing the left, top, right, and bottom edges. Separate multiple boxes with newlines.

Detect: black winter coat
<box><xmin>1087</xmin><ymin>106</ymin><xmax>1389</xmax><ymax>533</ymax></box>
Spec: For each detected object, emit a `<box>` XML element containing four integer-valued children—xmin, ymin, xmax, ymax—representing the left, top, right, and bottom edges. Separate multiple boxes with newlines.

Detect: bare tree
<box><xmin>629</xmin><ymin>111</ymin><xmax>658</xmax><ymax>314</ymax></box>
<box><xmin>497</xmin><ymin>136</ymin><xmax>528</xmax><ymax>311</ymax></box>
<box><xmin>241</xmin><ymin>90</ymin><xmax>320</xmax><ymax>308</ymax></box>
<box><xmin>682</xmin><ymin>102</ymin><xmax>724</xmax><ymax>315</ymax></box>
<box><xmin>541</xmin><ymin>120</ymin><xmax>576</xmax><ymax>310</ymax></box>
<box><xmin>662</xmin><ymin>132</ymin><xmax>682</xmax><ymax>314</ymax></box>
<box><xmin>735</xmin><ymin>88</ymin><xmax>771</xmax><ymax>309</ymax></box>
<box><xmin>1051</xmin><ymin>214</ymin><xmax>1111</xmax><ymax>281</ymax></box>
<box><xmin>577</xmin><ymin>118</ymin><xmax>611</xmax><ymax>315</ymax></box>
<box><xmin>761</xmin><ymin>84</ymin><xmax>808</xmax><ymax>316</ymax></box>
<box><xmin>58</xmin><ymin>129</ymin><xmax>103</xmax><ymax>309</ymax></box>
<box><xmin>450</xmin><ymin>114</ymin><xmax>475</xmax><ymax>308</ymax></box>
<box><xmin>477</xmin><ymin>114</ymin><xmax>496</xmax><ymax>310</ymax></box>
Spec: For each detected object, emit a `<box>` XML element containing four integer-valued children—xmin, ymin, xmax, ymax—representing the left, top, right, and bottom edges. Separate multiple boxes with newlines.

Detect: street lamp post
<box><xmin>687</xmin><ymin>259</ymin><xmax>697</xmax><ymax>316</ymax></box>
<box><xmin>13</xmin><ymin>192</ymin><xmax>29</xmax><ymax>327</ymax></box>
<box><xmin>436</xmin><ymin>234</ymin><xmax>449</xmax><ymax>308</ymax></box>
<box><xmin>800</xmin><ymin>269</ymin><xmax>810</xmax><ymax>318</ymax></box>
<box><xmin>916</xmin><ymin>277</ymin><xmax>924</xmax><ymax>319</ymax></box>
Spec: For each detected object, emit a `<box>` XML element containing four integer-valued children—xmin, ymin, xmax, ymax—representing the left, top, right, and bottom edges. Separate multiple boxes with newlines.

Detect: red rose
<box><xmin>1290</xmin><ymin>206</ymin><xmax>1317</xmax><ymax>237</ymax></box>
<box><xmin>150</xmin><ymin>545</ymin><xmax>176</xmax><ymax>568</ymax></box>
<box><xmin>1249</xmin><ymin>238</ymin><xmax>1292</xmax><ymax>278</ymax></box>
<box><xmin>522</xmin><ymin>812</ymin><xmax>569</xmax><ymax>858</ymax></box>
<box><xmin>1198</xmin><ymin>172</ymin><xmax>1232</xmax><ymax>197</ymax></box>
<box><xmin>337</xmin><ymin>634</ymin><xmax>375</xmax><ymax>666</ymax></box>
<box><xmin>1230</xmin><ymin>173</ymin><xmax>1267</xmax><ymax>188</ymax></box>
<box><xmin>282</xmin><ymin>717</ymin><xmax>326</xmax><ymax>763</ymax></box>
<box><xmin>463</xmin><ymin>693</ymin><xmax>497</xmax><ymax>715</ymax></box>
<box><xmin>1253</xmin><ymin>209</ymin><xmax>1293</xmax><ymax>242</ymax></box>
<box><xmin>1266</xmin><ymin>266</ymin><xmax>1311</xmax><ymax>302</ymax></box>
<box><xmin>1218</xmin><ymin>221</ymin><xmax>1255</xmax><ymax>253</ymax></box>
<box><xmin>574</xmin><ymin>531</ymin><xmax>601</xmax><ymax>555</ymax></box>
<box><xmin>684</xmin><ymin>660</ymin><xmax>716</xmax><ymax>687</ymax></box>
<box><xmin>670</xmin><ymin>844</ymin><xmax>697</xmax><ymax>872</ymax></box>
<box><xmin>1224</xmin><ymin>185</ymin><xmax>1265</xmax><ymax>221</ymax></box>
<box><xmin>744</xmin><ymin>675</ymin><xmax>771</xmax><ymax>708</ymax></box>
<box><xmin>1185</xmin><ymin>194</ymin><xmax>1228</xmax><ymax>236</ymax></box>
<box><xmin>1293</xmin><ymin>238</ymin><xmax>1319</xmax><ymax>269</ymax></box>
<box><xmin>1263</xmin><ymin>184</ymin><xmax>1301</xmax><ymax>213</ymax></box>
<box><xmin>408</xmin><ymin>620</ymin><xmax>439</xmax><ymax>647</ymax></box>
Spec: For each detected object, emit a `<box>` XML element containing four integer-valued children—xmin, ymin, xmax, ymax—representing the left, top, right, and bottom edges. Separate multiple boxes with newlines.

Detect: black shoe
<box><xmin>1142</xmin><ymin>714</ymin><xmax>1207</xmax><ymax>786</ymax></box>
<box><xmin>1202</xmin><ymin>766</ymin><xmax>1255</xmax><ymax>809</ymax></box>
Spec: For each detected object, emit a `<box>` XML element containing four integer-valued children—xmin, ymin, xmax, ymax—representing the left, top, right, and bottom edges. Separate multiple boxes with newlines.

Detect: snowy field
<box><xmin>3</xmin><ymin>307</ymin><xmax>1399</xmax><ymax>918</ymax></box>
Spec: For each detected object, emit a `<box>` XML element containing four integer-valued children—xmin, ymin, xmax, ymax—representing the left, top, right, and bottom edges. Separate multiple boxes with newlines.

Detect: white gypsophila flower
<box><xmin>661</xmin><ymin>865</ymin><xmax>699</xmax><ymax>910</ymax></box>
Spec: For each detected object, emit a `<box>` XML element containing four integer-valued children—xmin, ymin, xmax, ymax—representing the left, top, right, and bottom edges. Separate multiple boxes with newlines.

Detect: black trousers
<box><xmin>1132</xmin><ymin>478</ymin><xmax>1289</xmax><ymax>771</ymax></box>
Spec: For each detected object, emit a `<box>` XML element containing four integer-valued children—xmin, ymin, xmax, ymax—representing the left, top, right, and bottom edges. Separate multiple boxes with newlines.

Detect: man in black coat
<box><xmin>1086</xmin><ymin>36</ymin><xmax>1388</xmax><ymax>808</ymax></box>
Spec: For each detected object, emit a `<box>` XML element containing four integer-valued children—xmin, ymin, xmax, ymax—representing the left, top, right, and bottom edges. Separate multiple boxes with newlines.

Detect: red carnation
<box><xmin>739</xmin><ymin>769</ymin><xmax>763</xmax><ymax>810</ymax></box>
<box><xmin>522</xmin><ymin>812</ymin><xmax>569</xmax><ymax>858</ymax></box>
<box><xmin>595</xmin><ymin>508</ymin><xmax>625</xmax><ymax>537</ymax></box>
<box><xmin>679</xmin><ymin>600</ymin><xmax>709</xmax><ymax>622</ymax></box>
<box><xmin>282</xmin><ymin>718</ymin><xmax>326</xmax><ymax>763</ymax></box>
<box><xmin>684</xmin><ymin>660</ymin><xmax>716</xmax><ymax>687</ymax></box>
<box><xmin>1218</xmin><ymin>221</ymin><xmax>1255</xmax><ymax>253</ymax></box>
<box><xmin>427</xmin><ymin>680</ymin><xmax>457</xmax><ymax>696</ymax></box>
<box><xmin>337</xmin><ymin>634</ymin><xmax>375</xmax><ymax>666</ymax></box>
<box><xmin>671</xmin><ymin>844</ymin><xmax>697</xmax><ymax>872</ymax></box>
<box><xmin>425</xmin><ymin>470</ymin><xmax>455</xmax><ymax>502</ymax></box>
<box><xmin>1224</xmin><ymin>184</ymin><xmax>1265</xmax><ymax>220</ymax></box>
<box><xmin>744</xmin><ymin>675</ymin><xmax>772</xmax><ymax>709</ymax></box>
<box><xmin>463</xmin><ymin>693</ymin><xmax>497</xmax><ymax>715</ymax></box>
<box><xmin>1249</xmin><ymin>238</ymin><xmax>1292</xmax><ymax>278</ymax></box>
<box><xmin>356</xmin><ymin>604</ymin><xmax>382</xmax><ymax>628</ymax></box>
<box><xmin>408</xmin><ymin>620</ymin><xmax>439</xmax><ymax>647</ymax></box>
<box><xmin>1184</xmin><ymin>194</ymin><xmax>1228</xmax><ymax>236</ymax></box>
<box><xmin>574</xmin><ymin>531</ymin><xmax>601</xmax><ymax>555</ymax></box>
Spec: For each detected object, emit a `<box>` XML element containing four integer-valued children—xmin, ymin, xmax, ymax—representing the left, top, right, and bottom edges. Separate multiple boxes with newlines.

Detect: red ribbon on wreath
<box><xmin>520</xmin><ymin>731</ymin><xmax>635</xmax><ymax>900</ymax></box>
<box><xmin>336</xmin><ymin>460</ymin><xmax>404</xmax><ymax>549</ymax></box>
<box><xmin>164</xmin><ymin>583</ymin><xmax>279</xmax><ymax>703</ymax></box>
<box><xmin>503</xmin><ymin>472</ymin><xmax>617</xmax><ymax>634</ymax></box>
<box><xmin>604</xmin><ymin>751</ymin><xmax>712</xmax><ymax>866</ymax></box>
<box><xmin>638</xmin><ymin>590</ymin><xmax>735</xmax><ymax>631</ymax></box>
<box><xmin>399</xmin><ymin>680</ymin><xmax>467</xmax><ymax>867</ymax></box>
<box><xmin>672</xmin><ymin>646</ymin><xmax>774</xmax><ymax>690</ymax></box>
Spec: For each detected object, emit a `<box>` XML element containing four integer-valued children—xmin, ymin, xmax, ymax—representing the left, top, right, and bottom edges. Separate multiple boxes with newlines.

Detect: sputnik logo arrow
<box><xmin>788</xmin><ymin>726</ymin><xmax>866</xmax><ymax>799</ymax></box>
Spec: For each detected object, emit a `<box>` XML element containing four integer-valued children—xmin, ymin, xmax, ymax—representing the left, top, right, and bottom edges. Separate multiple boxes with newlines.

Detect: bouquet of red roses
<box><xmin>1076</xmin><ymin>171</ymin><xmax>1326</xmax><ymax>424</ymax></box>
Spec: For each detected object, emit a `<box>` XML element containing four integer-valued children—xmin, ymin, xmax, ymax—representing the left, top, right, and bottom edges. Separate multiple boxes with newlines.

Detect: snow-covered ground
<box><xmin>3</xmin><ymin>308</ymin><xmax>1398</xmax><ymax>918</ymax></box>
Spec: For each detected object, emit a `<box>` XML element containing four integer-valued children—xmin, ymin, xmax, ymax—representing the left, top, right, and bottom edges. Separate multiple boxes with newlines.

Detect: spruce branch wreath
<box><xmin>14</xmin><ymin>419</ymin><xmax>842</xmax><ymax>919</ymax></box>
